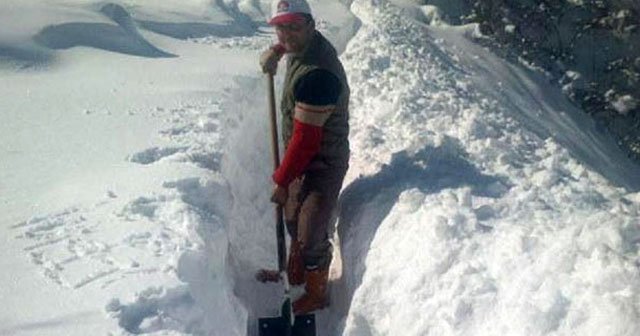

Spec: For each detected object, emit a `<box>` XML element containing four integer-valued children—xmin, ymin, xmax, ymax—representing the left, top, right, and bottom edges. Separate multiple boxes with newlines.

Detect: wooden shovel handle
<box><xmin>267</xmin><ymin>74</ymin><xmax>287</xmax><ymax>273</ymax></box>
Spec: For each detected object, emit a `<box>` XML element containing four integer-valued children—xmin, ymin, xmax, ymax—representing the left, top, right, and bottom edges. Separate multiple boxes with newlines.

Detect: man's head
<box><xmin>269</xmin><ymin>0</ymin><xmax>315</xmax><ymax>53</ymax></box>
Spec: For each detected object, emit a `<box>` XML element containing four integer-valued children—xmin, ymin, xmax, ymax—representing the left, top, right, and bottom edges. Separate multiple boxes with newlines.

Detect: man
<box><xmin>257</xmin><ymin>0</ymin><xmax>350</xmax><ymax>315</ymax></box>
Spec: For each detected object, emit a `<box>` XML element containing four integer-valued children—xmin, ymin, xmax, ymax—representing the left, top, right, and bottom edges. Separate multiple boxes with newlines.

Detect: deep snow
<box><xmin>2</xmin><ymin>0</ymin><xmax>640</xmax><ymax>336</ymax></box>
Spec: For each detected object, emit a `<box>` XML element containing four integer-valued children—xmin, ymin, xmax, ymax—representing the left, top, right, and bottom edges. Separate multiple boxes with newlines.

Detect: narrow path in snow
<box><xmin>217</xmin><ymin>1</ymin><xmax>363</xmax><ymax>335</ymax></box>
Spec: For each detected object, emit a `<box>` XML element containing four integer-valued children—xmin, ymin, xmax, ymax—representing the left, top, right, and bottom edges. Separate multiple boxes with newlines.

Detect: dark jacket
<box><xmin>281</xmin><ymin>31</ymin><xmax>350</xmax><ymax>169</ymax></box>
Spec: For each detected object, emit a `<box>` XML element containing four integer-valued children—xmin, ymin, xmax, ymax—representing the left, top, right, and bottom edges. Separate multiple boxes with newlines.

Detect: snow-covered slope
<box><xmin>1</xmin><ymin>1</ymin><xmax>263</xmax><ymax>335</ymax></box>
<box><xmin>336</xmin><ymin>2</ymin><xmax>640</xmax><ymax>335</ymax></box>
<box><xmin>2</xmin><ymin>0</ymin><xmax>639</xmax><ymax>336</ymax></box>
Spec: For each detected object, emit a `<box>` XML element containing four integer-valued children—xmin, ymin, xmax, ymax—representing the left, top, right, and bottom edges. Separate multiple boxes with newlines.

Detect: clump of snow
<box><xmin>612</xmin><ymin>95</ymin><xmax>638</xmax><ymax>115</ymax></box>
<box><xmin>505</xmin><ymin>24</ymin><xmax>516</xmax><ymax>34</ymax></box>
<box><xmin>420</xmin><ymin>5</ymin><xmax>449</xmax><ymax>27</ymax></box>
<box><xmin>128</xmin><ymin>146</ymin><xmax>189</xmax><ymax>165</ymax></box>
<box><xmin>605</xmin><ymin>89</ymin><xmax>638</xmax><ymax>115</ymax></box>
<box><xmin>560</xmin><ymin>70</ymin><xmax>587</xmax><ymax>96</ymax></box>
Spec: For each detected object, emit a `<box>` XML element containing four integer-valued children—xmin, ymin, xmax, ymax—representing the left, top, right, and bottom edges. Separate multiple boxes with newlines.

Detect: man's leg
<box><xmin>284</xmin><ymin>178</ymin><xmax>305</xmax><ymax>285</ymax></box>
<box><xmin>255</xmin><ymin>178</ymin><xmax>305</xmax><ymax>284</ymax></box>
<box><xmin>293</xmin><ymin>168</ymin><xmax>346</xmax><ymax>314</ymax></box>
<box><xmin>297</xmin><ymin>192</ymin><xmax>336</xmax><ymax>270</ymax></box>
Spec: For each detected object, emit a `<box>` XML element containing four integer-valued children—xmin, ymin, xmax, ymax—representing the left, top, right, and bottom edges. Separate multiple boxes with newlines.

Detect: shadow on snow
<box><xmin>137</xmin><ymin>20</ymin><xmax>258</xmax><ymax>40</ymax></box>
<box><xmin>33</xmin><ymin>22</ymin><xmax>176</xmax><ymax>58</ymax></box>
<box><xmin>0</xmin><ymin>43</ymin><xmax>54</xmax><ymax>69</ymax></box>
<box><xmin>31</xmin><ymin>2</ymin><xmax>262</xmax><ymax>59</ymax></box>
<box><xmin>33</xmin><ymin>3</ymin><xmax>176</xmax><ymax>58</ymax></box>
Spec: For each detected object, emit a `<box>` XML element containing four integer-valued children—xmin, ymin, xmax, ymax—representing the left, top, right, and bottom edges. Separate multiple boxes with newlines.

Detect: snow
<box><xmin>611</xmin><ymin>95</ymin><xmax>638</xmax><ymax>115</ymax></box>
<box><xmin>2</xmin><ymin>0</ymin><xmax>640</xmax><ymax>336</ymax></box>
<box><xmin>505</xmin><ymin>24</ymin><xmax>516</xmax><ymax>34</ymax></box>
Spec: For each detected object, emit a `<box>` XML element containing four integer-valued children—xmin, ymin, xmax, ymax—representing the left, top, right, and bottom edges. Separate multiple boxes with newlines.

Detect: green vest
<box><xmin>281</xmin><ymin>31</ymin><xmax>350</xmax><ymax>169</ymax></box>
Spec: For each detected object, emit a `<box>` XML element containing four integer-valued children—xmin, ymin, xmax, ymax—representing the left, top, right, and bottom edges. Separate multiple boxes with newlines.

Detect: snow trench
<box><xmin>214</xmin><ymin>0</ymin><xmax>640</xmax><ymax>335</ymax></box>
<box><xmin>217</xmin><ymin>3</ymin><xmax>363</xmax><ymax>335</ymax></box>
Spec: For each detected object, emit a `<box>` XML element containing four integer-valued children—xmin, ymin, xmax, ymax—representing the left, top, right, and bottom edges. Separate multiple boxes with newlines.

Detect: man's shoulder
<box><xmin>294</xmin><ymin>69</ymin><xmax>341</xmax><ymax>106</ymax></box>
<box><xmin>314</xmin><ymin>32</ymin><xmax>338</xmax><ymax>58</ymax></box>
<box><xmin>298</xmin><ymin>69</ymin><xmax>338</xmax><ymax>83</ymax></box>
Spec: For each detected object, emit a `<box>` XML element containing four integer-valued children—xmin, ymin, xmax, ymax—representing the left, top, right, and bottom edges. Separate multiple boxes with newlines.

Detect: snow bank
<box><xmin>335</xmin><ymin>1</ymin><xmax>640</xmax><ymax>335</ymax></box>
<box><xmin>2</xmin><ymin>0</ymin><xmax>261</xmax><ymax>332</ymax></box>
<box><xmin>10</xmin><ymin>97</ymin><xmax>248</xmax><ymax>334</ymax></box>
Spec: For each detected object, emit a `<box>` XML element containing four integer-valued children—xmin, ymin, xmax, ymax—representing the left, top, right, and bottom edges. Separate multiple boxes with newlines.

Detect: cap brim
<box><xmin>268</xmin><ymin>13</ymin><xmax>306</xmax><ymax>25</ymax></box>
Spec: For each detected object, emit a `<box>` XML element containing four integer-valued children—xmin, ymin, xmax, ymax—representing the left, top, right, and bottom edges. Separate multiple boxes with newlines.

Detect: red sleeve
<box><xmin>272</xmin><ymin>120</ymin><xmax>323</xmax><ymax>187</ymax></box>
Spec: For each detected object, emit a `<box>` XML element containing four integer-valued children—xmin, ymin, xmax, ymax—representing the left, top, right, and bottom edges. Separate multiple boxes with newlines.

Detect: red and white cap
<box><xmin>269</xmin><ymin>0</ymin><xmax>312</xmax><ymax>25</ymax></box>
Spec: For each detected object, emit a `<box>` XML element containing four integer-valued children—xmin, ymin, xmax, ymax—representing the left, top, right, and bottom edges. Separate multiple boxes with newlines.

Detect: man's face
<box><xmin>275</xmin><ymin>18</ymin><xmax>314</xmax><ymax>53</ymax></box>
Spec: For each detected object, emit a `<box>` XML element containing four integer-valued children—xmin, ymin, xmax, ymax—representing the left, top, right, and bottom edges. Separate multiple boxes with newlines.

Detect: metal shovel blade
<box><xmin>258</xmin><ymin>314</ymin><xmax>316</xmax><ymax>336</ymax></box>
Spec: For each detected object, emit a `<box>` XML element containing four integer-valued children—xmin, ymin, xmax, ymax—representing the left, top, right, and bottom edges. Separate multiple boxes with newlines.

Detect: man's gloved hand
<box><xmin>260</xmin><ymin>45</ymin><xmax>285</xmax><ymax>75</ymax></box>
<box><xmin>270</xmin><ymin>184</ymin><xmax>288</xmax><ymax>205</ymax></box>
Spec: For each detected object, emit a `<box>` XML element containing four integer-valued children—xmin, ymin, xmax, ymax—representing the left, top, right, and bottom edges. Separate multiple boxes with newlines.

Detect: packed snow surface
<box><xmin>2</xmin><ymin>0</ymin><xmax>640</xmax><ymax>336</ymax></box>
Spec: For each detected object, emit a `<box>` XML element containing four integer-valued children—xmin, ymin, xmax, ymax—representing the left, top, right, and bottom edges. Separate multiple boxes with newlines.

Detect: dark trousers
<box><xmin>284</xmin><ymin>167</ymin><xmax>347</xmax><ymax>270</ymax></box>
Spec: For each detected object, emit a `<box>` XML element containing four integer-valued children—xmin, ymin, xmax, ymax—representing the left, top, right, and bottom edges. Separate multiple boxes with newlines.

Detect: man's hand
<box><xmin>270</xmin><ymin>185</ymin><xmax>288</xmax><ymax>205</ymax></box>
<box><xmin>260</xmin><ymin>45</ymin><xmax>285</xmax><ymax>75</ymax></box>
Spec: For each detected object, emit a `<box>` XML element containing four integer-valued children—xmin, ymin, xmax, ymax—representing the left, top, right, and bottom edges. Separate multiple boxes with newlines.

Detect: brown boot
<box><xmin>292</xmin><ymin>268</ymin><xmax>329</xmax><ymax>314</ymax></box>
<box><xmin>287</xmin><ymin>240</ymin><xmax>305</xmax><ymax>286</ymax></box>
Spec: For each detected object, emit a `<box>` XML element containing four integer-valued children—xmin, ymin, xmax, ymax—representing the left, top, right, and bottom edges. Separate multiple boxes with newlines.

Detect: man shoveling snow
<box><xmin>256</xmin><ymin>0</ymin><xmax>350</xmax><ymax>316</ymax></box>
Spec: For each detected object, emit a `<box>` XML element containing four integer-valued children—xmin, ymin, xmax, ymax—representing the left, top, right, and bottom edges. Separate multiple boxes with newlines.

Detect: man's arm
<box><xmin>272</xmin><ymin>69</ymin><xmax>342</xmax><ymax>187</ymax></box>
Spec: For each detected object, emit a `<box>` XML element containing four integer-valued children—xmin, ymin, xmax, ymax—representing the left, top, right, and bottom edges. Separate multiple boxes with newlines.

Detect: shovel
<box><xmin>257</xmin><ymin>74</ymin><xmax>317</xmax><ymax>336</ymax></box>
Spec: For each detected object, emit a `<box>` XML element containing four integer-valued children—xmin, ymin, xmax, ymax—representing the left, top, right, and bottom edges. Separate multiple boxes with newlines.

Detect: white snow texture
<box><xmin>1</xmin><ymin>0</ymin><xmax>640</xmax><ymax>336</ymax></box>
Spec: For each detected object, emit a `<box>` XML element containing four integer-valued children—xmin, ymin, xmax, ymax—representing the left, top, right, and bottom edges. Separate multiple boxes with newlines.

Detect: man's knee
<box><xmin>303</xmin><ymin>241</ymin><xmax>333</xmax><ymax>270</ymax></box>
<box><xmin>298</xmin><ymin>192</ymin><xmax>335</xmax><ymax>269</ymax></box>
